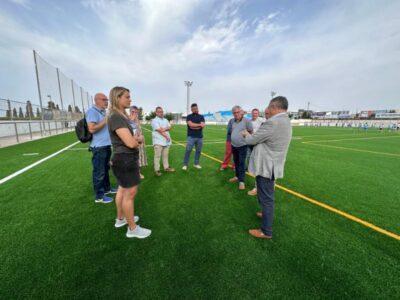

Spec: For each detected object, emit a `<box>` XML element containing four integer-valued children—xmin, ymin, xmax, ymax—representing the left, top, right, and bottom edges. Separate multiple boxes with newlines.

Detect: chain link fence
<box><xmin>0</xmin><ymin>50</ymin><xmax>94</xmax><ymax>147</ymax></box>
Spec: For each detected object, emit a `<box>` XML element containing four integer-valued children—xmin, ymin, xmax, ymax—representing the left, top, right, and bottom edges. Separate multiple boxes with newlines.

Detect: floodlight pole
<box><xmin>71</xmin><ymin>79</ymin><xmax>76</xmax><ymax>112</ymax></box>
<box><xmin>33</xmin><ymin>49</ymin><xmax>45</xmax><ymax>136</ymax></box>
<box><xmin>56</xmin><ymin>68</ymin><xmax>64</xmax><ymax>112</ymax></box>
<box><xmin>184</xmin><ymin>81</ymin><xmax>193</xmax><ymax>115</ymax></box>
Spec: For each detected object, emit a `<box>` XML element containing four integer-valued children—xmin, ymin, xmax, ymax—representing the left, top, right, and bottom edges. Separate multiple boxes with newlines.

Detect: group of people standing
<box><xmin>85</xmin><ymin>88</ymin><xmax>206</xmax><ymax>239</ymax></box>
<box><xmin>86</xmin><ymin>86</ymin><xmax>292</xmax><ymax>240</ymax></box>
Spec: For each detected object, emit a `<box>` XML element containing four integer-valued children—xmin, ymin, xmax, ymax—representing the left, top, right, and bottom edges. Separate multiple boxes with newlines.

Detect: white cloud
<box><xmin>0</xmin><ymin>0</ymin><xmax>399</xmax><ymax>113</ymax></box>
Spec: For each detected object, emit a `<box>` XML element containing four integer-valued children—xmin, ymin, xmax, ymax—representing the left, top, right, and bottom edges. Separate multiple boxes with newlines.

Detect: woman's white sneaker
<box><xmin>114</xmin><ymin>216</ymin><xmax>139</xmax><ymax>228</ymax></box>
<box><xmin>126</xmin><ymin>225</ymin><xmax>152</xmax><ymax>239</ymax></box>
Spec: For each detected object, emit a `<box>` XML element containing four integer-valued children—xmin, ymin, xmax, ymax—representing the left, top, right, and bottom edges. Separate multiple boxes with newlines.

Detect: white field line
<box><xmin>22</xmin><ymin>153</ymin><xmax>40</xmax><ymax>156</ymax></box>
<box><xmin>0</xmin><ymin>141</ymin><xmax>80</xmax><ymax>185</ymax></box>
<box><xmin>302</xmin><ymin>134</ymin><xmax>400</xmax><ymax>144</ymax></box>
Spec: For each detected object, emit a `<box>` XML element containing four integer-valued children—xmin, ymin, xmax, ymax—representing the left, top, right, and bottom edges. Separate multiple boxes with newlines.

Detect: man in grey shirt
<box><xmin>243</xmin><ymin>96</ymin><xmax>292</xmax><ymax>239</ymax></box>
<box><xmin>228</xmin><ymin>106</ymin><xmax>253</xmax><ymax>190</ymax></box>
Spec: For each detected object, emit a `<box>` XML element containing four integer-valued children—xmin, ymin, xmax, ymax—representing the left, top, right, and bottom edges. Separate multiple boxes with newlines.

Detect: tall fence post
<box><xmin>7</xmin><ymin>99</ymin><xmax>11</xmax><ymax>119</ymax></box>
<box><xmin>56</xmin><ymin>67</ymin><xmax>65</xmax><ymax>132</ymax></box>
<box><xmin>56</xmin><ymin>68</ymin><xmax>64</xmax><ymax>113</ymax></box>
<box><xmin>14</xmin><ymin>121</ymin><xmax>19</xmax><ymax>143</ymax></box>
<box><xmin>27</xmin><ymin>100</ymin><xmax>33</xmax><ymax>140</ymax></box>
<box><xmin>71</xmin><ymin>79</ymin><xmax>76</xmax><ymax>113</ymax></box>
<box><xmin>80</xmin><ymin>87</ymin><xmax>85</xmax><ymax>113</ymax></box>
<box><xmin>33</xmin><ymin>50</ymin><xmax>45</xmax><ymax>137</ymax></box>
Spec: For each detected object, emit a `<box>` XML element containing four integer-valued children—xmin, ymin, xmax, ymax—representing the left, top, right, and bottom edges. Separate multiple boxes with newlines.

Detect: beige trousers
<box><xmin>153</xmin><ymin>145</ymin><xmax>170</xmax><ymax>171</ymax></box>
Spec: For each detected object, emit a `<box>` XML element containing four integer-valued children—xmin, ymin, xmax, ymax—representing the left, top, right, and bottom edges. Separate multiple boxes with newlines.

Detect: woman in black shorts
<box><xmin>108</xmin><ymin>86</ymin><xmax>151</xmax><ymax>239</ymax></box>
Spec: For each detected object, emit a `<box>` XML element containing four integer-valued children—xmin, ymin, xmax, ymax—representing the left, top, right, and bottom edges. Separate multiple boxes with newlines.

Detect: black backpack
<box><xmin>75</xmin><ymin>117</ymin><xmax>92</xmax><ymax>143</ymax></box>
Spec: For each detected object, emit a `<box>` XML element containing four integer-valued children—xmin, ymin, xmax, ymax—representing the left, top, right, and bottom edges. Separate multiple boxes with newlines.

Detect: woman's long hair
<box><xmin>109</xmin><ymin>86</ymin><xmax>130</xmax><ymax>116</ymax></box>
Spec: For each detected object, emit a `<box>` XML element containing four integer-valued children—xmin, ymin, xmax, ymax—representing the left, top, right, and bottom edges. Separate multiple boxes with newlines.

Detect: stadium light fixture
<box><xmin>184</xmin><ymin>81</ymin><xmax>193</xmax><ymax>115</ymax></box>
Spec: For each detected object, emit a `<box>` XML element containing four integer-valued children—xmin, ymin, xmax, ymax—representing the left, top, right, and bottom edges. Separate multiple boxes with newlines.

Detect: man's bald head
<box><xmin>94</xmin><ymin>93</ymin><xmax>108</xmax><ymax>109</ymax></box>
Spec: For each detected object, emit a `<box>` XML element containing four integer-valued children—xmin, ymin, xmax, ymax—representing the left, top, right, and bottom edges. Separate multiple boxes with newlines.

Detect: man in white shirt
<box><xmin>248</xmin><ymin>108</ymin><xmax>266</xmax><ymax>196</ymax></box>
<box><xmin>151</xmin><ymin>106</ymin><xmax>175</xmax><ymax>176</ymax></box>
<box><xmin>250</xmin><ymin>108</ymin><xmax>266</xmax><ymax>132</ymax></box>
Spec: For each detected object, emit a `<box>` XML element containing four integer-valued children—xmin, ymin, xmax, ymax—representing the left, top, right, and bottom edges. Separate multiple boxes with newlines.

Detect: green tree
<box><xmin>145</xmin><ymin>111</ymin><xmax>156</xmax><ymax>121</ymax></box>
<box><xmin>165</xmin><ymin>112</ymin><xmax>173</xmax><ymax>122</ymax></box>
<box><xmin>138</xmin><ymin>107</ymin><xmax>144</xmax><ymax>121</ymax></box>
<box><xmin>301</xmin><ymin>111</ymin><xmax>311</xmax><ymax>119</ymax></box>
<box><xmin>18</xmin><ymin>107</ymin><xmax>24</xmax><ymax>119</ymax></box>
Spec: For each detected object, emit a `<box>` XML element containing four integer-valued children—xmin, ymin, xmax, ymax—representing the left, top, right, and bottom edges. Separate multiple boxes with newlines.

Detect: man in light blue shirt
<box><xmin>151</xmin><ymin>106</ymin><xmax>175</xmax><ymax>176</ymax></box>
<box><xmin>86</xmin><ymin>93</ymin><xmax>115</xmax><ymax>203</ymax></box>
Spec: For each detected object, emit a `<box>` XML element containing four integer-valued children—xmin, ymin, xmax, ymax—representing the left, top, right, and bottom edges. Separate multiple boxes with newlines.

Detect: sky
<box><xmin>0</xmin><ymin>0</ymin><xmax>399</xmax><ymax>113</ymax></box>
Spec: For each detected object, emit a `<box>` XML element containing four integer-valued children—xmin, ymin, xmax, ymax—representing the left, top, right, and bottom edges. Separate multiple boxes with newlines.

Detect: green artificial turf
<box><xmin>0</xmin><ymin>125</ymin><xmax>399</xmax><ymax>298</ymax></box>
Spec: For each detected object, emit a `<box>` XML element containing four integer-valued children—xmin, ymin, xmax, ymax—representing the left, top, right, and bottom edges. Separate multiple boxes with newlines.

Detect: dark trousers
<box><xmin>256</xmin><ymin>175</ymin><xmax>275</xmax><ymax>236</ymax></box>
<box><xmin>91</xmin><ymin>146</ymin><xmax>111</xmax><ymax>199</ymax></box>
<box><xmin>232</xmin><ymin>145</ymin><xmax>247</xmax><ymax>183</ymax></box>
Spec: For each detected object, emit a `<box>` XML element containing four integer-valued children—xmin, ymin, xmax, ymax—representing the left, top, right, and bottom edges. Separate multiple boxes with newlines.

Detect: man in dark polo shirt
<box><xmin>182</xmin><ymin>103</ymin><xmax>205</xmax><ymax>170</ymax></box>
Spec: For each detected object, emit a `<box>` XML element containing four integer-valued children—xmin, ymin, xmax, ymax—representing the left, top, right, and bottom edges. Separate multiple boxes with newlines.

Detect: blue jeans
<box><xmin>183</xmin><ymin>136</ymin><xmax>203</xmax><ymax>165</ymax></box>
<box><xmin>256</xmin><ymin>175</ymin><xmax>275</xmax><ymax>237</ymax></box>
<box><xmin>91</xmin><ymin>146</ymin><xmax>111</xmax><ymax>199</ymax></box>
<box><xmin>232</xmin><ymin>145</ymin><xmax>247</xmax><ymax>183</ymax></box>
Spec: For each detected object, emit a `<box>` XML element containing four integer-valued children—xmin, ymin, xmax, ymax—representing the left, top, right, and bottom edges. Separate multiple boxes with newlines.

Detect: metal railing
<box><xmin>0</xmin><ymin>119</ymin><xmax>78</xmax><ymax>148</ymax></box>
<box><xmin>0</xmin><ymin>98</ymin><xmax>81</xmax><ymax>148</ymax></box>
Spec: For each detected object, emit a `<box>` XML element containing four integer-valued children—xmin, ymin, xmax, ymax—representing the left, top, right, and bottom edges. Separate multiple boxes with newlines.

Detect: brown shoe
<box><xmin>229</xmin><ymin>177</ymin><xmax>238</xmax><ymax>183</ymax></box>
<box><xmin>249</xmin><ymin>229</ymin><xmax>272</xmax><ymax>239</ymax></box>
<box><xmin>239</xmin><ymin>182</ymin><xmax>246</xmax><ymax>190</ymax></box>
<box><xmin>165</xmin><ymin>167</ymin><xmax>175</xmax><ymax>172</ymax></box>
<box><xmin>247</xmin><ymin>188</ymin><xmax>257</xmax><ymax>196</ymax></box>
<box><xmin>155</xmin><ymin>171</ymin><xmax>162</xmax><ymax>177</ymax></box>
<box><xmin>256</xmin><ymin>212</ymin><xmax>262</xmax><ymax>218</ymax></box>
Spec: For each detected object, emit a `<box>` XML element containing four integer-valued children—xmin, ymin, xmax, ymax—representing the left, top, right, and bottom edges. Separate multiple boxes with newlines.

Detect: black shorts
<box><xmin>111</xmin><ymin>153</ymin><xmax>140</xmax><ymax>188</ymax></box>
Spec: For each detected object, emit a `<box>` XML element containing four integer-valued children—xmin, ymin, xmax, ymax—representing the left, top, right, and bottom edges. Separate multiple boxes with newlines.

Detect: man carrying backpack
<box><xmin>86</xmin><ymin>93</ymin><xmax>116</xmax><ymax>203</ymax></box>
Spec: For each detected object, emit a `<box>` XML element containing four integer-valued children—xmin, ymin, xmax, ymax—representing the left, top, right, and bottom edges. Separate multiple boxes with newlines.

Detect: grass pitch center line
<box><xmin>159</xmin><ymin>130</ymin><xmax>400</xmax><ymax>241</ymax></box>
<box><xmin>0</xmin><ymin>141</ymin><xmax>80</xmax><ymax>185</ymax></box>
<box><xmin>303</xmin><ymin>134</ymin><xmax>400</xmax><ymax>143</ymax></box>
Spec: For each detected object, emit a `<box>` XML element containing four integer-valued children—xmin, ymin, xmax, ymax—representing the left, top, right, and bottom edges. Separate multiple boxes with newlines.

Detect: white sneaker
<box><xmin>114</xmin><ymin>216</ymin><xmax>139</xmax><ymax>228</ymax></box>
<box><xmin>194</xmin><ymin>164</ymin><xmax>202</xmax><ymax>169</ymax></box>
<box><xmin>126</xmin><ymin>225</ymin><xmax>152</xmax><ymax>239</ymax></box>
<box><xmin>182</xmin><ymin>165</ymin><xmax>188</xmax><ymax>171</ymax></box>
